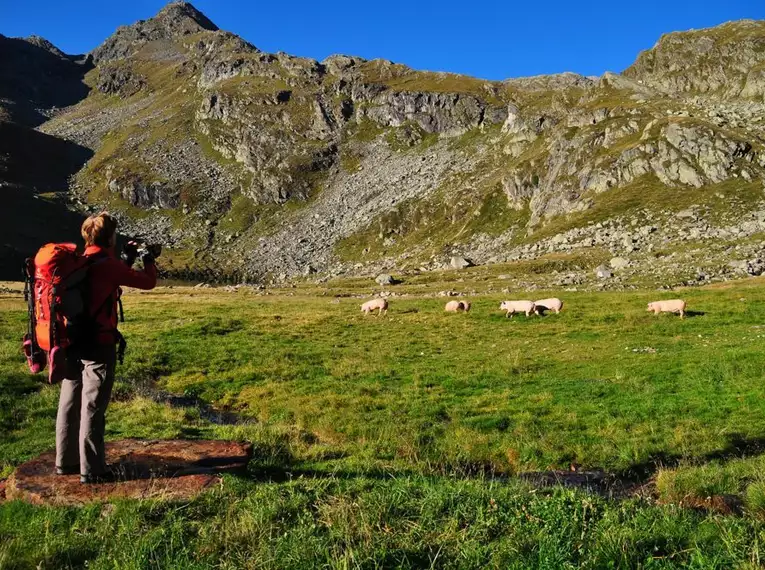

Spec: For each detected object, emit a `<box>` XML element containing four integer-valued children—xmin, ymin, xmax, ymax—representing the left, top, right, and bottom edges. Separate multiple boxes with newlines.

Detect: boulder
<box><xmin>676</xmin><ymin>208</ymin><xmax>698</xmax><ymax>220</ymax></box>
<box><xmin>450</xmin><ymin>256</ymin><xmax>473</xmax><ymax>270</ymax></box>
<box><xmin>728</xmin><ymin>259</ymin><xmax>749</xmax><ymax>273</ymax></box>
<box><xmin>610</xmin><ymin>257</ymin><xmax>630</xmax><ymax>270</ymax></box>
<box><xmin>747</xmin><ymin>258</ymin><xmax>764</xmax><ymax>276</ymax></box>
<box><xmin>375</xmin><ymin>273</ymin><xmax>396</xmax><ymax>286</ymax></box>
<box><xmin>595</xmin><ymin>265</ymin><xmax>612</xmax><ymax>279</ymax></box>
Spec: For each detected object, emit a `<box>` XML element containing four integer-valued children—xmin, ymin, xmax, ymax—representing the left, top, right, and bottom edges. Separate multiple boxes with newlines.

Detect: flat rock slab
<box><xmin>6</xmin><ymin>439</ymin><xmax>253</xmax><ymax>506</ymax></box>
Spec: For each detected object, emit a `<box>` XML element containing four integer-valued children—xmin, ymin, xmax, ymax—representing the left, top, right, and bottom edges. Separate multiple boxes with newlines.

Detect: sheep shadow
<box><xmin>683</xmin><ymin>310</ymin><xmax>705</xmax><ymax>318</ymax></box>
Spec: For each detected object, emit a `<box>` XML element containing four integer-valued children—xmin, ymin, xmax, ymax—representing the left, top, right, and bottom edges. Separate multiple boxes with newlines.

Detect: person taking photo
<box><xmin>55</xmin><ymin>212</ymin><xmax>159</xmax><ymax>484</ymax></box>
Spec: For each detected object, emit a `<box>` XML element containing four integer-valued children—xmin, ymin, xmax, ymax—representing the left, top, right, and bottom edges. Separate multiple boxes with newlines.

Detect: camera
<box><xmin>121</xmin><ymin>241</ymin><xmax>162</xmax><ymax>266</ymax></box>
<box><xmin>136</xmin><ymin>244</ymin><xmax>162</xmax><ymax>258</ymax></box>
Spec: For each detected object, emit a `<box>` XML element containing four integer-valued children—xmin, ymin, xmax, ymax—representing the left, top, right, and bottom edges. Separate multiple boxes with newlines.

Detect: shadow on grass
<box><xmin>613</xmin><ymin>433</ymin><xmax>765</xmax><ymax>485</ymax></box>
<box><xmin>242</xmin><ymin>431</ymin><xmax>765</xmax><ymax>510</ymax></box>
<box><xmin>684</xmin><ymin>310</ymin><xmax>706</xmax><ymax>318</ymax></box>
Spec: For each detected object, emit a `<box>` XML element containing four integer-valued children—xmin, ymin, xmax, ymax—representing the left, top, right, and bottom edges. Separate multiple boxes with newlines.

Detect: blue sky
<box><xmin>2</xmin><ymin>0</ymin><xmax>764</xmax><ymax>80</ymax></box>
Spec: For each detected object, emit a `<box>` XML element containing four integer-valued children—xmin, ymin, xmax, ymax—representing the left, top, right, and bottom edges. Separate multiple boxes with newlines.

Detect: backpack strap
<box><xmin>23</xmin><ymin>259</ymin><xmax>41</xmax><ymax>363</ymax></box>
<box><xmin>115</xmin><ymin>331</ymin><xmax>127</xmax><ymax>365</ymax></box>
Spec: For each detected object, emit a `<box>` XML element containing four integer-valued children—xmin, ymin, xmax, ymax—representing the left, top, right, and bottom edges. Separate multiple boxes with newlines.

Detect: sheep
<box><xmin>534</xmin><ymin>298</ymin><xmax>563</xmax><ymax>315</ymax></box>
<box><xmin>445</xmin><ymin>300</ymin><xmax>472</xmax><ymax>313</ymax></box>
<box><xmin>500</xmin><ymin>300</ymin><xmax>536</xmax><ymax>318</ymax></box>
<box><xmin>647</xmin><ymin>299</ymin><xmax>686</xmax><ymax>318</ymax></box>
<box><xmin>361</xmin><ymin>298</ymin><xmax>388</xmax><ymax>316</ymax></box>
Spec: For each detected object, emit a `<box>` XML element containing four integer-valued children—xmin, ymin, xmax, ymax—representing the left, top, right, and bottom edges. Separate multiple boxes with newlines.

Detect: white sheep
<box><xmin>361</xmin><ymin>298</ymin><xmax>388</xmax><ymax>316</ymax></box>
<box><xmin>500</xmin><ymin>300</ymin><xmax>536</xmax><ymax>318</ymax></box>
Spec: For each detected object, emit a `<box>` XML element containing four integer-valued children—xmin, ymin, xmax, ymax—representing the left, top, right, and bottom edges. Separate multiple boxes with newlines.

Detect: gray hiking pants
<box><xmin>55</xmin><ymin>344</ymin><xmax>116</xmax><ymax>476</ymax></box>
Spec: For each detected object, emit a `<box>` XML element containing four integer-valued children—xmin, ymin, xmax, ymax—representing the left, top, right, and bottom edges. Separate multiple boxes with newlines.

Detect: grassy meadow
<box><xmin>2</xmin><ymin>274</ymin><xmax>765</xmax><ymax>568</ymax></box>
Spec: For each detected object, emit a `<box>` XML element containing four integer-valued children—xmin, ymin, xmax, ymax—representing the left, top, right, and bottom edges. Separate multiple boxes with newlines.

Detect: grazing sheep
<box><xmin>647</xmin><ymin>299</ymin><xmax>686</xmax><ymax>318</ymax></box>
<box><xmin>500</xmin><ymin>300</ymin><xmax>536</xmax><ymax>318</ymax></box>
<box><xmin>445</xmin><ymin>300</ymin><xmax>472</xmax><ymax>313</ymax></box>
<box><xmin>534</xmin><ymin>298</ymin><xmax>563</xmax><ymax>315</ymax></box>
<box><xmin>361</xmin><ymin>298</ymin><xmax>388</xmax><ymax>316</ymax></box>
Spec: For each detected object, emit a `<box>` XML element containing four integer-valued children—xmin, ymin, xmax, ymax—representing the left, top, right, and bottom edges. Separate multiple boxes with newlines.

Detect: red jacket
<box><xmin>84</xmin><ymin>245</ymin><xmax>157</xmax><ymax>344</ymax></box>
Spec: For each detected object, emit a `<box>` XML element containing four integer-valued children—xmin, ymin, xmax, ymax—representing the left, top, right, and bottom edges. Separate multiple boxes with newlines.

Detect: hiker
<box><xmin>55</xmin><ymin>212</ymin><xmax>159</xmax><ymax>484</ymax></box>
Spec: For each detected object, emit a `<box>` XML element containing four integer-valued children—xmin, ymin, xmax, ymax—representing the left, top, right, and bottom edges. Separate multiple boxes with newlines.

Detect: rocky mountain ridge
<box><xmin>1</xmin><ymin>3</ymin><xmax>764</xmax><ymax>286</ymax></box>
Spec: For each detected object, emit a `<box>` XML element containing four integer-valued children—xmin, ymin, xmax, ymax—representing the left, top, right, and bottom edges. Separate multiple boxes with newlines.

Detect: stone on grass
<box><xmin>450</xmin><ymin>256</ymin><xmax>473</xmax><ymax>270</ymax></box>
<box><xmin>595</xmin><ymin>265</ymin><xmax>612</xmax><ymax>279</ymax></box>
<box><xmin>375</xmin><ymin>273</ymin><xmax>396</xmax><ymax>286</ymax></box>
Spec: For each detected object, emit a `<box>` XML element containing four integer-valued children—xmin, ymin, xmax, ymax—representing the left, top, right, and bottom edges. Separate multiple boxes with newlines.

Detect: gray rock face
<box><xmin>108</xmin><ymin>177</ymin><xmax>180</xmax><ymax>209</ymax></box>
<box><xmin>359</xmin><ymin>91</ymin><xmax>500</xmax><ymax>136</ymax></box>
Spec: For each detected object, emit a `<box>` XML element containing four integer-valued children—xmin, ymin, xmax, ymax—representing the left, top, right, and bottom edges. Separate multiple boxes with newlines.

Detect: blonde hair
<box><xmin>81</xmin><ymin>212</ymin><xmax>117</xmax><ymax>247</ymax></box>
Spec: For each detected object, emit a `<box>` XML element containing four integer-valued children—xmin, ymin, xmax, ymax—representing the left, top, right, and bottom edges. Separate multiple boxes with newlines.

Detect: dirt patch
<box><xmin>519</xmin><ymin>469</ymin><xmax>654</xmax><ymax>500</ymax></box>
<box><xmin>6</xmin><ymin>439</ymin><xmax>252</xmax><ymax>506</ymax></box>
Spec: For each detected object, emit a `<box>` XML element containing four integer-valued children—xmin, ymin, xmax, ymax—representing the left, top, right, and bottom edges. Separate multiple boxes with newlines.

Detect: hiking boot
<box><xmin>55</xmin><ymin>465</ymin><xmax>79</xmax><ymax>476</ymax></box>
<box><xmin>80</xmin><ymin>469</ymin><xmax>121</xmax><ymax>484</ymax></box>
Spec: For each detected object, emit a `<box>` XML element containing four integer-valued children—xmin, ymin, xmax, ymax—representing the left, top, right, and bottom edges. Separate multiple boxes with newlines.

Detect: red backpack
<box><xmin>23</xmin><ymin>243</ymin><xmax>107</xmax><ymax>384</ymax></box>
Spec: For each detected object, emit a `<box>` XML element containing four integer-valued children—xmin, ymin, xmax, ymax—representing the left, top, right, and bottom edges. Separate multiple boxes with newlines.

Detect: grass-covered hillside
<box><xmin>2</xmin><ymin>273</ymin><xmax>765</xmax><ymax>567</ymax></box>
<box><xmin>10</xmin><ymin>3</ymin><xmax>760</xmax><ymax>284</ymax></box>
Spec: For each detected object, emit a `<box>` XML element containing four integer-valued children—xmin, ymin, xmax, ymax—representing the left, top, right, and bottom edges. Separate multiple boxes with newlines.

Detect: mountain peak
<box><xmin>23</xmin><ymin>35</ymin><xmax>67</xmax><ymax>58</ymax></box>
<box><xmin>91</xmin><ymin>1</ymin><xmax>218</xmax><ymax>64</ymax></box>
<box><xmin>154</xmin><ymin>1</ymin><xmax>218</xmax><ymax>33</ymax></box>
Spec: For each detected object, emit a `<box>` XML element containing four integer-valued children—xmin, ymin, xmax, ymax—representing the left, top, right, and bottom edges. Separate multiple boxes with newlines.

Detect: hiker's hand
<box><xmin>121</xmin><ymin>241</ymin><xmax>139</xmax><ymax>267</ymax></box>
<box><xmin>141</xmin><ymin>245</ymin><xmax>161</xmax><ymax>266</ymax></box>
<box><xmin>146</xmin><ymin>244</ymin><xmax>162</xmax><ymax>258</ymax></box>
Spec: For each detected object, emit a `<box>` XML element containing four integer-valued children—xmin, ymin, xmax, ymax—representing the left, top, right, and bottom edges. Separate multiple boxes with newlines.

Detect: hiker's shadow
<box><xmin>114</xmin><ymin>452</ymin><xmax>251</xmax><ymax>481</ymax></box>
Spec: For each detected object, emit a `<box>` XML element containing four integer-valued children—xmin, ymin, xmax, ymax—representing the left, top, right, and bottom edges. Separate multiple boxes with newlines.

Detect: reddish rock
<box><xmin>6</xmin><ymin>439</ymin><xmax>252</xmax><ymax>506</ymax></box>
<box><xmin>0</xmin><ymin>479</ymin><xmax>6</xmax><ymax>501</ymax></box>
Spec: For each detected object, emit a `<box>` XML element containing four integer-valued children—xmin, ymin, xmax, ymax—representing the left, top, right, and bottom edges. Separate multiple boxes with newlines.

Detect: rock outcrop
<box><xmin>624</xmin><ymin>20</ymin><xmax>765</xmax><ymax>98</ymax></box>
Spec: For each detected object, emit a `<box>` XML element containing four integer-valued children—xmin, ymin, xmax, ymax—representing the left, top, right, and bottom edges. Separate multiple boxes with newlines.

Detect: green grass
<box><xmin>2</xmin><ymin>276</ymin><xmax>765</xmax><ymax>567</ymax></box>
